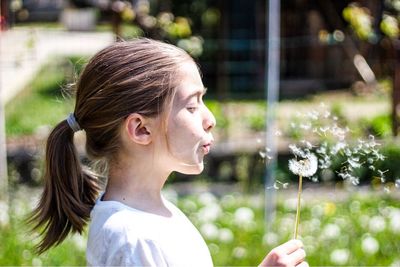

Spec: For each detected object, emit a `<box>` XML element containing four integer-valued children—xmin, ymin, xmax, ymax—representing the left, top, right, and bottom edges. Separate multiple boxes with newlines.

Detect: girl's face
<box><xmin>162</xmin><ymin>61</ymin><xmax>216</xmax><ymax>175</ymax></box>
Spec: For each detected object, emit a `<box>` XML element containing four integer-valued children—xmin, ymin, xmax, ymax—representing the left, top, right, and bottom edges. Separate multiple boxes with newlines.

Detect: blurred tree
<box><xmin>343</xmin><ymin>1</ymin><xmax>400</xmax><ymax>136</ymax></box>
<box><xmin>89</xmin><ymin>0</ymin><xmax>219</xmax><ymax>59</ymax></box>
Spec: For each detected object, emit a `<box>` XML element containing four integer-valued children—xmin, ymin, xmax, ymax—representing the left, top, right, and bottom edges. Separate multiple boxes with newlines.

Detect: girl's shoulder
<box><xmin>89</xmin><ymin>194</ymin><xmax>186</xmax><ymax>237</ymax></box>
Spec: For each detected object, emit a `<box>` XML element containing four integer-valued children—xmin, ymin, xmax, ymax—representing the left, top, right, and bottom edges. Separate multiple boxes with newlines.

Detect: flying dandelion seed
<box><xmin>267</xmin><ymin>180</ymin><xmax>289</xmax><ymax>190</ymax></box>
<box><xmin>283</xmin><ymin>103</ymin><xmax>389</xmax><ymax>239</ymax></box>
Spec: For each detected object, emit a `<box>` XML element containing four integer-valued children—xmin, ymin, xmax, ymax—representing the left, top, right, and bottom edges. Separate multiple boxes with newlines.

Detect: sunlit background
<box><xmin>0</xmin><ymin>0</ymin><xmax>400</xmax><ymax>266</ymax></box>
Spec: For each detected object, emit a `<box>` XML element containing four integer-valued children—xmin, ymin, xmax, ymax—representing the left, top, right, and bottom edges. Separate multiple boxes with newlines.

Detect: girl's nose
<box><xmin>203</xmin><ymin>105</ymin><xmax>216</xmax><ymax>132</ymax></box>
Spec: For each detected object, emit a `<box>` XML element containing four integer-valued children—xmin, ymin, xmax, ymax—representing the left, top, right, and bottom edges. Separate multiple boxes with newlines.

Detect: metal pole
<box><xmin>265</xmin><ymin>0</ymin><xmax>280</xmax><ymax>231</ymax></box>
<box><xmin>0</xmin><ymin>25</ymin><xmax>9</xmax><ymax>203</ymax></box>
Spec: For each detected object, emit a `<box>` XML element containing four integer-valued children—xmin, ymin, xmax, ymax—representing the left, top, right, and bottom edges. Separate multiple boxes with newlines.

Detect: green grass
<box><xmin>5</xmin><ymin>57</ymin><xmax>86</xmax><ymax>137</ymax></box>
<box><xmin>1</xmin><ymin>186</ymin><xmax>399</xmax><ymax>266</ymax></box>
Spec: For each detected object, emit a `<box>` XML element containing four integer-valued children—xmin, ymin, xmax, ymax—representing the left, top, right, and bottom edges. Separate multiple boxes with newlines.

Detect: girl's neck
<box><xmin>103</xmin><ymin>157</ymin><xmax>172</xmax><ymax>217</ymax></box>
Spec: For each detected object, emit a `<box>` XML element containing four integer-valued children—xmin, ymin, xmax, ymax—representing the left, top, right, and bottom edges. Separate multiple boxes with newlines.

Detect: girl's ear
<box><xmin>125</xmin><ymin>113</ymin><xmax>152</xmax><ymax>145</ymax></box>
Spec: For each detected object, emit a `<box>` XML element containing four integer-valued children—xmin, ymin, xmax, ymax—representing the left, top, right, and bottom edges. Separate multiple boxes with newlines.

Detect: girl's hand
<box><xmin>259</xmin><ymin>239</ymin><xmax>308</xmax><ymax>267</ymax></box>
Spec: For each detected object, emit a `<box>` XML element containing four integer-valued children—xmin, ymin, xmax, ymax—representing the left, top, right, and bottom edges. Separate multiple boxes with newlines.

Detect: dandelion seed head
<box><xmin>369</xmin><ymin>216</ymin><xmax>386</xmax><ymax>233</ymax></box>
<box><xmin>219</xmin><ymin>228</ymin><xmax>234</xmax><ymax>243</ymax></box>
<box><xmin>322</xmin><ymin>223</ymin><xmax>341</xmax><ymax>239</ymax></box>
<box><xmin>201</xmin><ymin>223</ymin><xmax>219</xmax><ymax>239</ymax></box>
<box><xmin>330</xmin><ymin>249</ymin><xmax>350</xmax><ymax>265</ymax></box>
<box><xmin>232</xmin><ymin>246</ymin><xmax>247</xmax><ymax>259</ymax></box>
<box><xmin>234</xmin><ymin>207</ymin><xmax>254</xmax><ymax>225</ymax></box>
<box><xmin>289</xmin><ymin>153</ymin><xmax>318</xmax><ymax>177</ymax></box>
<box><xmin>361</xmin><ymin>236</ymin><xmax>379</xmax><ymax>255</ymax></box>
<box><xmin>263</xmin><ymin>232</ymin><xmax>279</xmax><ymax>246</ymax></box>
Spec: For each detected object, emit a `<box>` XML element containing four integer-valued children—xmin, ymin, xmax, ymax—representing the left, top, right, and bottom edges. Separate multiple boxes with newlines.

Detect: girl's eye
<box><xmin>187</xmin><ymin>107</ymin><xmax>198</xmax><ymax>113</ymax></box>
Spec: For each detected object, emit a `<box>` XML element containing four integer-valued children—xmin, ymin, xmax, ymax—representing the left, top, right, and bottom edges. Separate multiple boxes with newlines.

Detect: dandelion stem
<box><xmin>294</xmin><ymin>175</ymin><xmax>303</xmax><ymax>239</ymax></box>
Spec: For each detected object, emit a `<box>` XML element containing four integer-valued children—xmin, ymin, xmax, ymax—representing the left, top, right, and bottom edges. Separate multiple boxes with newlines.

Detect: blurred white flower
<box><xmin>208</xmin><ymin>243</ymin><xmax>220</xmax><ymax>255</ymax></box>
<box><xmin>232</xmin><ymin>246</ymin><xmax>247</xmax><ymax>259</ymax></box>
<box><xmin>349</xmin><ymin>200</ymin><xmax>361</xmax><ymax>213</ymax></box>
<box><xmin>369</xmin><ymin>216</ymin><xmax>386</xmax><ymax>233</ymax></box>
<box><xmin>181</xmin><ymin>199</ymin><xmax>197</xmax><ymax>213</ymax></box>
<box><xmin>284</xmin><ymin>198</ymin><xmax>298</xmax><ymax>211</ymax></box>
<box><xmin>198</xmin><ymin>192</ymin><xmax>217</xmax><ymax>205</ymax></box>
<box><xmin>389</xmin><ymin>209</ymin><xmax>400</xmax><ymax>234</ymax></box>
<box><xmin>0</xmin><ymin>201</ymin><xmax>9</xmax><ymax>226</ymax></box>
<box><xmin>163</xmin><ymin>189</ymin><xmax>178</xmax><ymax>204</ymax></box>
<box><xmin>221</xmin><ymin>194</ymin><xmax>236</xmax><ymax>208</ymax></box>
<box><xmin>200</xmin><ymin>223</ymin><xmax>219</xmax><ymax>240</ymax></box>
<box><xmin>198</xmin><ymin>203</ymin><xmax>222</xmax><ymax>222</ymax></box>
<box><xmin>263</xmin><ymin>232</ymin><xmax>278</xmax><ymax>246</ymax></box>
<box><xmin>248</xmin><ymin>195</ymin><xmax>264</xmax><ymax>209</ymax></box>
<box><xmin>72</xmin><ymin>234</ymin><xmax>86</xmax><ymax>251</ymax></box>
<box><xmin>22</xmin><ymin>249</ymin><xmax>31</xmax><ymax>260</ymax></box>
<box><xmin>334</xmin><ymin>218</ymin><xmax>348</xmax><ymax>228</ymax></box>
<box><xmin>359</xmin><ymin>215</ymin><xmax>370</xmax><ymax>230</ymax></box>
<box><xmin>361</xmin><ymin>236</ymin><xmax>379</xmax><ymax>255</ymax></box>
<box><xmin>281</xmin><ymin>216</ymin><xmax>295</xmax><ymax>233</ymax></box>
<box><xmin>289</xmin><ymin>153</ymin><xmax>318</xmax><ymax>177</ymax></box>
<box><xmin>32</xmin><ymin>257</ymin><xmax>42</xmax><ymax>266</ymax></box>
<box><xmin>234</xmin><ymin>207</ymin><xmax>254</xmax><ymax>225</ymax></box>
<box><xmin>322</xmin><ymin>223</ymin><xmax>341</xmax><ymax>239</ymax></box>
<box><xmin>308</xmin><ymin>218</ymin><xmax>321</xmax><ymax>232</ymax></box>
<box><xmin>390</xmin><ymin>259</ymin><xmax>400</xmax><ymax>267</ymax></box>
<box><xmin>311</xmin><ymin>204</ymin><xmax>324</xmax><ymax>218</ymax></box>
<box><xmin>218</xmin><ymin>228</ymin><xmax>234</xmax><ymax>243</ymax></box>
<box><xmin>395</xmin><ymin>179</ymin><xmax>400</xmax><ymax>188</ymax></box>
<box><xmin>330</xmin><ymin>249</ymin><xmax>350</xmax><ymax>265</ymax></box>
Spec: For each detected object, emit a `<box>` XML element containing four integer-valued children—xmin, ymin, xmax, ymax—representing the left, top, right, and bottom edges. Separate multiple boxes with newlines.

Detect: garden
<box><xmin>2</xmin><ymin>0</ymin><xmax>400</xmax><ymax>265</ymax></box>
<box><xmin>1</xmin><ymin>55</ymin><xmax>400</xmax><ymax>266</ymax></box>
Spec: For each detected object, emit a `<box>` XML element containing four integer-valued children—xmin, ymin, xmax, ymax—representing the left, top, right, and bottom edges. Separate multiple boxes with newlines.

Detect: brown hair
<box><xmin>29</xmin><ymin>38</ymin><xmax>193</xmax><ymax>253</ymax></box>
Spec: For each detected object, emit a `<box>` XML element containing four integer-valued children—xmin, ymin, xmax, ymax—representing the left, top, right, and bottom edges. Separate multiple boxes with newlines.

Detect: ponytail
<box><xmin>29</xmin><ymin>120</ymin><xmax>99</xmax><ymax>254</ymax></box>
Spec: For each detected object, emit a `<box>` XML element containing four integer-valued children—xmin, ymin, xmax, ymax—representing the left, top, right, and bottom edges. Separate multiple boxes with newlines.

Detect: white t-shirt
<box><xmin>86</xmin><ymin>194</ymin><xmax>213</xmax><ymax>266</ymax></box>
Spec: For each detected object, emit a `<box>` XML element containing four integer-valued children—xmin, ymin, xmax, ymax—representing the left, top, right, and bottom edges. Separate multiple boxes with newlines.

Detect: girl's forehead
<box><xmin>174</xmin><ymin>62</ymin><xmax>204</xmax><ymax>100</ymax></box>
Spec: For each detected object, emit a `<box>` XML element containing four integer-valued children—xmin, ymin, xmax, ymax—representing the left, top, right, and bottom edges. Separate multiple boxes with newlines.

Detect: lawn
<box><xmin>0</xmin><ymin>185</ymin><xmax>399</xmax><ymax>266</ymax></box>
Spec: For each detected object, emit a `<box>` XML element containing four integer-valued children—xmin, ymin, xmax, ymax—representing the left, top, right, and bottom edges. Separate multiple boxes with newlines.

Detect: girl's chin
<box><xmin>176</xmin><ymin>161</ymin><xmax>204</xmax><ymax>175</ymax></box>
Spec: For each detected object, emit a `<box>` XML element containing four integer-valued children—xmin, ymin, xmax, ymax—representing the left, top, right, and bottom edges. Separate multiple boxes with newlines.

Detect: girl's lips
<box><xmin>202</xmin><ymin>144</ymin><xmax>211</xmax><ymax>154</ymax></box>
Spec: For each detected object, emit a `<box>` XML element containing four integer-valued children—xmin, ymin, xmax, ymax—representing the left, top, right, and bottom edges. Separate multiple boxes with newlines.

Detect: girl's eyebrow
<box><xmin>186</xmin><ymin>87</ymin><xmax>208</xmax><ymax>100</ymax></box>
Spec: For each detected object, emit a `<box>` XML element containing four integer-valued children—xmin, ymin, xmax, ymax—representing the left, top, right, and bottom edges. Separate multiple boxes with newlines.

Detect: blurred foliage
<box><xmin>90</xmin><ymin>0</ymin><xmax>220</xmax><ymax>58</ymax></box>
<box><xmin>343</xmin><ymin>1</ymin><xmax>399</xmax><ymax>41</ymax></box>
<box><xmin>204</xmin><ymin>100</ymin><xmax>229</xmax><ymax>131</ymax></box>
<box><xmin>1</xmin><ymin>186</ymin><xmax>399</xmax><ymax>266</ymax></box>
<box><xmin>5</xmin><ymin>57</ymin><xmax>85</xmax><ymax>136</ymax></box>
<box><xmin>360</xmin><ymin>114</ymin><xmax>392</xmax><ymax>138</ymax></box>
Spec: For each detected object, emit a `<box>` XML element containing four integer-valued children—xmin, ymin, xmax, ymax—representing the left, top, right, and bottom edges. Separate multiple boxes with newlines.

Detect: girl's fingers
<box><xmin>296</xmin><ymin>261</ymin><xmax>309</xmax><ymax>267</ymax></box>
<box><xmin>288</xmin><ymin>248</ymin><xmax>306</xmax><ymax>266</ymax></box>
<box><xmin>275</xmin><ymin>239</ymin><xmax>304</xmax><ymax>255</ymax></box>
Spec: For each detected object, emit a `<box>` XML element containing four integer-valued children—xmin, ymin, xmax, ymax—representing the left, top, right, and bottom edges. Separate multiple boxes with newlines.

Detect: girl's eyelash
<box><xmin>187</xmin><ymin>107</ymin><xmax>198</xmax><ymax>112</ymax></box>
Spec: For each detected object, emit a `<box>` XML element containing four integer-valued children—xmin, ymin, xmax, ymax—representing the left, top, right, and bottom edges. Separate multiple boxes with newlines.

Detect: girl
<box><xmin>30</xmin><ymin>38</ymin><xmax>308</xmax><ymax>267</ymax></box>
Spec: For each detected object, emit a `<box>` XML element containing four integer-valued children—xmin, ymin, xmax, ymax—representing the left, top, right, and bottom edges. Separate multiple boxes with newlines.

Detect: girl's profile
<box><xmin>30</xmin><ymin>38</ymin><xmax>308</xmax><ymax>266</ymax></box>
